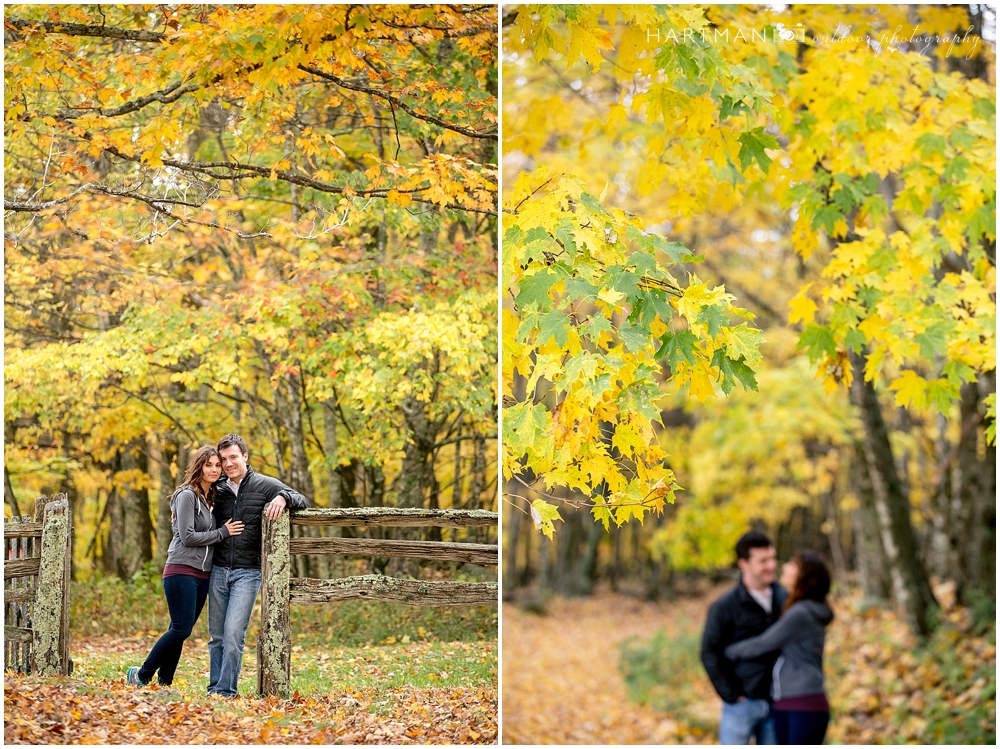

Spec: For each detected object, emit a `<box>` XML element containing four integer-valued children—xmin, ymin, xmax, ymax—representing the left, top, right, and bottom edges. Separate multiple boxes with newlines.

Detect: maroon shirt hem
<box><xmin>772</xmin><ymin>693</ymin><xmax>830</xmax><ymax>713</ymax></box>
<box><xmin>162</xmin><ymin>563</ymin><xmax>211</xmax><ymax>581</ymax></box>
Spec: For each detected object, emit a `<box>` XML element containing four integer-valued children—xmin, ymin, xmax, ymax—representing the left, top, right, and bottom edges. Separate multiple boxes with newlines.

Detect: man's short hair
<box><xmin>217</xmin><ymin>433</ymin><xmax>249</xmax><ymax>456</ymax></box>
<box><xmin>735</xmin><ymin>530</ymin><xmax>773</xmax><ymax>561</ymax></box>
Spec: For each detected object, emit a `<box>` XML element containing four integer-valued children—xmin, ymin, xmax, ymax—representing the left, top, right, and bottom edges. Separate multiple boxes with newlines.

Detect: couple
<box><xmin>125</xmin><ymin>434</ymin><xmax>308</xmax><ymax>697</ymax></box>
<box><xmin>702</xmin><ymin>531</ymin><xmax>834</xmax><ymax>745</ymax></box>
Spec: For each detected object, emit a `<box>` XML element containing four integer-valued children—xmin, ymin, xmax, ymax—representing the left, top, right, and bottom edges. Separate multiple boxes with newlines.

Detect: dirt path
<box><xmin>502</xmin><ymin>588</ymin><xmax>724</xmax><ymax>744</ymax></box>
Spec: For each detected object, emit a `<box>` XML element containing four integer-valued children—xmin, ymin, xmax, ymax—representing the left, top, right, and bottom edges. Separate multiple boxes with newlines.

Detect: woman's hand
<box><xmin>224</xmin><ymin>519</ymin><xmax>245</xmax><ymax>536</ymax></box>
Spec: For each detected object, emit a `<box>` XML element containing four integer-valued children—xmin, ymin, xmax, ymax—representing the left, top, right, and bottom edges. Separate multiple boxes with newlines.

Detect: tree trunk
<box><xmin>323</xmin><ymin>398</ymin><xmax>340</xmax><ymax>508</ymax></box>
<box><xmin>955</xmin><ymin>374</ymin><xmax>996</xmax><ymax>602</ymax></box>
<box><xmin>154</xmin><ymin>435</ymin><xmax>178</xmax><ymax>567</ymax></box>
<box><xmin>502</xmin><ymin>490</ymin><xmax>522</xmax><ymax>600</ymax></box>
<box><xmin>4</xmin><ymin>463</ymin><xmax>22</xmax><ymax>517</ymax></box>
<box><xmin>850</xmin><ymin>444</ymin><xmax>891</xmax><ymax>599</ymax></box>
<box><xmin>821</xmin><ymin>486</ymin><xmax>848</xmax><ymax>583</ymax></box>
<box><xmin>850</xmin><ymin>351</ymin><xmax>938</xmax><ymax>635</ymax></box>
<box><xmin>107</xmin><ymin>441</ymin><xmax>154</xmax><ymax>580</ymax></box>
<box><xmin>397</xmin><ymin>397</ymin><xmax>436</xmax><ymax>509</ymax></box>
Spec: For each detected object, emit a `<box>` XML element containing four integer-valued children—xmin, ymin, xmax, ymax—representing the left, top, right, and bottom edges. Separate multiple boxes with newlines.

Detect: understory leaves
<box><xmin>503</xmin><ymin>172</ymin><xmax>763</xmax><ymax>533</ymax></box>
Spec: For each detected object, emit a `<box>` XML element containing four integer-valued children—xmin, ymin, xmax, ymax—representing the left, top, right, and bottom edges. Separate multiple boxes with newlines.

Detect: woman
<box><xmin>126</xmin><ymin>446</ymin><xmax>243</xmax><ymax>686</ymax></box>
<box><xmin>725</xmin><ymin>551</ymin><xmax>834</xmax><ymax>745</ymax></box>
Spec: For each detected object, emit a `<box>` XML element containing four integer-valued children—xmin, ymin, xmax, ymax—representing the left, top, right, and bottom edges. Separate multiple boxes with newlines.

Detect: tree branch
<box><xmin>6</xmin><ymin>16</ymin><xmax>167</xmax><ymax>42</ymax></box>
<box><xmin>298</xmin><ymin>64</ymin><xmax>495</xmax><ymax>140</ymax></box>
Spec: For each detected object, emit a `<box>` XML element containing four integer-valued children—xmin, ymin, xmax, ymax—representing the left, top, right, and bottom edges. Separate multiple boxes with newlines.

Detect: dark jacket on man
<box><xmin>211</xmin><ymin>466</ymin><xmax>308</xmax><ymax>570</ymax></box>
<box><xmin>701</xmin><ymin>580</ymin><xmax>788</xmax><ymax>704</ymax></box>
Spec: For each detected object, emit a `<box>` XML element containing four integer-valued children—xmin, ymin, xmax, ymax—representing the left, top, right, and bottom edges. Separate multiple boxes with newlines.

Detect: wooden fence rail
<box><xmin>257</xmin><ymin>507</ymin><xmax>498</xmax><ymax>698</ymax></box>
<box><xmin>3</xmin><ymin>495</ymin><xmax>72</xmax><ymax>676</ymax></box>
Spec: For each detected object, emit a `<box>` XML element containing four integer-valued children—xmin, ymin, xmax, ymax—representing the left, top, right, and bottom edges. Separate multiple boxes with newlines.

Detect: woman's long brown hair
<box><xmin>782</xmin><ymin>551</ymin><xmax>832</xmax><ymax>613</ymax></box>
<box><xmin>177</xmin><ymin>445</ymin><xmax>220</xmax><ymax>509</ymax></box>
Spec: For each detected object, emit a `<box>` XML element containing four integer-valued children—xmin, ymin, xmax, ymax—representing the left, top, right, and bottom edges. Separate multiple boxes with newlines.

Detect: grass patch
<box><xmin>70</xmin><ymin>564</ymin><xmax>498</xmax><ymax>646</ymax></box>
<box><xmin>71</xmin><ymin>635</ymin><xmax>496</xmax><ymax>700</ymax></box>
<box><xmin>66</xmin><ymin>566</ymin><xmax>497</xmax><ymax>701</ymax></box>
<box><xmin>618</xmin><ymin>622</ymin><xmax>717</xmax><ymax>735</ymax></box>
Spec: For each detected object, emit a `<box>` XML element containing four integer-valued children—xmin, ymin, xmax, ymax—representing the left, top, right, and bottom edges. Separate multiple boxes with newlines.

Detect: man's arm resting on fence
<box><xmin>261</xmin><ymin>476</ymin><xmax>309</xmax><ymax>520</ymax></box>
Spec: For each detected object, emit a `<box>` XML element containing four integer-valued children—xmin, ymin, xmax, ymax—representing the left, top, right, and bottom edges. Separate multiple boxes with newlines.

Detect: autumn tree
<box><xmin>501</xmin><ymin>4</ymin><xmax>994</xmax><ymax>635</ymax></box>
<box><xmin>4</xmin><ymin>4</ymin><xmax>498</xmax><ymax>579</ymax></box>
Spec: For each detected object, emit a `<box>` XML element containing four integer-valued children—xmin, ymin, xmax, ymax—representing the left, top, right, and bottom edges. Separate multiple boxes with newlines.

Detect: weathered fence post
<box><xmin>257</xmin><ymin>511</ymin><xmax>291</xmax><ymax>698</ymax></box>
<box><xmin>31</xmin><ymin>498</ymin><xmax>69</xmax><ymax>676</ymax></box>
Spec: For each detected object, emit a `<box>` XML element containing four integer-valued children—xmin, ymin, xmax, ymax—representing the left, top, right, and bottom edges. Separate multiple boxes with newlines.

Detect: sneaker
<box><xmin>125</xmin><ymin>666</ymin><xmax>145</xmax><ymax>687</ymax></box>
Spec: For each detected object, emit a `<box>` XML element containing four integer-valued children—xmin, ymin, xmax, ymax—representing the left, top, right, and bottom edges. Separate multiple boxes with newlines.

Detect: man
<box><xmin>208</xmin><ymin>433</ymin><xmax>308</xmax><ymax>697</ymax></box>
<box><xmin>701</xmin><ymin>531</ymin><xmax>788</xmax><ymax>745</ymax></box>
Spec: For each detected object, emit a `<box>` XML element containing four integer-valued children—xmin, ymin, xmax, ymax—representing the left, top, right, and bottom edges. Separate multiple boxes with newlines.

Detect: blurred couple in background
<box><xmin>702</xmin><ymin>531</ymin><xmax>834</xmax><ymax>745</ymax></box>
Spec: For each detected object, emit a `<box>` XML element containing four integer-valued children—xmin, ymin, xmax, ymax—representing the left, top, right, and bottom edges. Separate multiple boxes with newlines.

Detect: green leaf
<box><xmin>844</xmin><ymin>329</ymin><xmax>867</xmax><ymax>353</ymax></box>
<box><xmin>697</xmin><ymin>304</ymin><xmax>729</xmax><ymax>339</ymax></box>
<box><xmin>797</xmin><ymin>325</ymin><xmax>837</xmax><ymax>361</ymax></box>
<box><xmin>590</xmin><ymin>497</ymin><xmax>612</xmax><ymax>531</ymax></box>
<box><xmin>915</xmin><ymin>132</ymin><xmax>947</xmax><ymax>158</ymax></box>
<box><xmin>536</xmin><ymin>309</ymin><xmax>570</xmax><ymax>346</ymax></box>
<box><xmin>617</xmin><ymin>319</ymin><xmax>650</xmax><ymax>353</ymax></box>
<box><xmin>972</xmin><ymin>98</ymin><xmax>995</xmax><ymax>122</ymax></box>
<box><xmin>503</xmin><ymin>402</ymin><xmax>549</xmax><ymax>458</ymax></box>
<box><xmin>725</xmin><ymin>324</ymin><xmax>765</xmax><ymax>368</ymax></box>
<box><xmin>626</xmin><ymin>225</ymin><xmax>654</xmax><ymax>253</ymax></box>
<box><xmin>601</xmin><ymin>264</ymin><xmax>640</xmax><ymax>296</ymax></box>
<box><xmin>737</xmin><ymin>127</ymin><xmax>779</xmax><ymax>174</ymax></box>
<box><xmin>926</xmin><ymin>378</ymin><xmax>957</xmax><ymax>414</ymax></box>
<box><xmin>580</xmin><ymin>313</ymin><xmax>614</xmax><ymax>342</ymax></box>
<box><xmin>555</xmin><ymin>219</ymin><xmax>578</xmax><ymax>257</ymax></box>
<box><xmin>579</xmin><ymin>192</ymin><xmax>609</xmax><ymax>216</ymax></box>
<box><xmin>514</xmin><ymin>269</ymin><xmax>557</xmax><ymax>309</ymax></box>
<box><xmin>656</xmin><ymin>329</ymin><xmax>699</xmax><ymax>369</ymax></box>
<box><xmin>503</xmin><ymin>225</ymin><xmax>524</xmax><ymax>247</ymax></box>
<box><xmin>562</xmin><ymin>276</ymin><xmax>599</xmax><ymax>304</ymax></box>
<box><xmin>719</xmin><ymin>95</ymin><xmax>749</xmax><ymax>121</ymax></box>
<box><xmin>711</xmin><ymin>349</ymin><xmax>759</xmax><ymax>395</ymax></box>
<box><xmin>943</xmin><ymin>360</ymin><xmax>976</xmax><ymax>386</ymax></box>
<box><xmin>653</xmin><ymin>235</ymin><xmax>694</xmax><ymax>263</ymax></box>
<box><xmin>630</xmin><ymin>250</ymin><xmax>658</xmax><ymax>279</ymax></box>
<box><xmin>812</xmin><ymin>204</ymin><xmax>843</xmax><ymax>235</ymax></box>
<box><xmin>914</xmin><ymin>321</ymin><xmax>951</xmax><ymax>360</ymax></box>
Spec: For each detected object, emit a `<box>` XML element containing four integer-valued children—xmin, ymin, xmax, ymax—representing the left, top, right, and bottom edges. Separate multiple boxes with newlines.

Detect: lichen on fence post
<box><xmin>31</xmin><ymin>498</ymin><xmax>69</xmax><ymax>676</ymax></box>
<box><xmin>257</xmin><ymin>511</ymin><xmax>291</xmax><ymax>698</ymax></box>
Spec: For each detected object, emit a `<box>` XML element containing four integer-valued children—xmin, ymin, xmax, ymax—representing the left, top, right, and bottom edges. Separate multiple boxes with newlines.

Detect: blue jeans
<box><xmin>139</xmin><ymin>574</ymin><xmax>209</xmax><ymax>685</ymax></box>
<box><xmin>207</xmin><ymin>566</ymin><xmax>261</xmax><ymax>697</ymax></box>
<box><xmin>773</xmin><ymin>709</ymin><xmax>829</xmax><ymax>745</ymax></box>
<box><xmin>719</xmin><ymin>698</ymin><xmax>776</xmax><ymax>745</ymax></box>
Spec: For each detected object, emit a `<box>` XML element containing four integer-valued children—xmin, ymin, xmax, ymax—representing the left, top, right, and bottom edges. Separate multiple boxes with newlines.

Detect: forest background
<box><xmin>4</xmin><ymin>5</ymin><xmax>498</xmax><ymax>743</ymax></box>
<box><xmin>500</xmin><ymin>4</ymin><xmax>995</xmax><ymax>744</ymax></box>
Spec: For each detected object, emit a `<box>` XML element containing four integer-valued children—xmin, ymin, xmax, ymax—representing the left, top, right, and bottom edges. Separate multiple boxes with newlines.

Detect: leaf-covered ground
<box><xmin>502</xmin><ymin>586</ymin><xmax>996</xmax><ymax>744</ymax></box>
<box><xmin>5</xmin><ymin>635</ymin><xmax>497</xmax><ymax>744</ymax></box>
<box><xmin>502</xmin><ymin>589</ymin><xmax>722</xmax><ymax>744</ymax></box>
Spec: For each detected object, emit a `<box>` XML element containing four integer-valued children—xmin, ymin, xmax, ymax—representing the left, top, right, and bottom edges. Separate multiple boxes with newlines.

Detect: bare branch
<box><xmin>298</xmin><ymin>64</ymin><xmax>496</xmax><ymax>140</ymax></box>
<box><xmin>6</xmin><ymin>16</ymin><xmax>166</xmax><ymax>43</ymax></box>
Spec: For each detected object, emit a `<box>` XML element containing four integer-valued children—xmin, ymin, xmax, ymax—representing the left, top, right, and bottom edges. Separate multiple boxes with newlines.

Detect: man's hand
<box><xmin>264</xmin><ymin>495</ymin><xmax>287</xmax><ymax>521</ymax></box>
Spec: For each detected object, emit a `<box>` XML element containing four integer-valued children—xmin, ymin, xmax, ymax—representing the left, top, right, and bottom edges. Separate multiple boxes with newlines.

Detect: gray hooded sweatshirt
<box><xmin>724</xmin><ymin>599</ymin><xmax>834</xmax><ymax>700</ymax></box>
<box><xmin>164</xmin><ymin>487</ymin><xmax>231</xmax><ymax>572</ymax></box>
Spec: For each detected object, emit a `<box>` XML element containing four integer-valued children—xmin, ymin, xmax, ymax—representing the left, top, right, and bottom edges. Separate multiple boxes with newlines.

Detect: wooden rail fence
<box><xmin>257</xmin><ymin>507</ymin><xmax>498</xmax><ymax>698</ymax></box>
<box><xmin>3</xmin><ymin>495</ymin><xmax>73</xmax><ymax>676</ymax></box>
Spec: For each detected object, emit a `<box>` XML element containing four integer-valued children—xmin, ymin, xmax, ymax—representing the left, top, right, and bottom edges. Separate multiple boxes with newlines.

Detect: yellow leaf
<box><xmin>788</xmin><ymin>287</ymin><xmax>819</xmax><ymax>325</ymax></box>
<box><xmin>889</xmin><ymin>369</ymin><xmax>928</xmax><ymax>411</ymax></box>
<box><xmin>567</xmin><ymin>23</ymin><xmax>612</xmax><ymax>70</ymax></box>
<box><xmin>387</xmin><ymin>189</ymin><xmax>412</xmax><ymax>208</ymax></box>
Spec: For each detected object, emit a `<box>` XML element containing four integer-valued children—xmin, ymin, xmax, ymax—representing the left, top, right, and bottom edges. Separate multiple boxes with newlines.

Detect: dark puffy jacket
<box><xmin>701</xmin><ymin>580</ymin><xmax>788</xmax><ymax>703</ymax></box>
<box><xmin>211</xmin><ymin>466</ymin><xmax>308</xmax><ymax>570</ymax></box>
